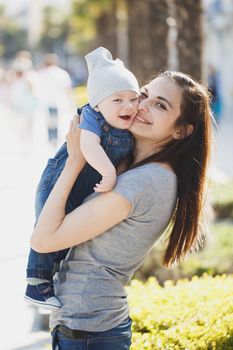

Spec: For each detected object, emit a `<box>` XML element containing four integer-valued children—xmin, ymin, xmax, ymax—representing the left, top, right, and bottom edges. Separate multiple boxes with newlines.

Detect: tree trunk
<box><xmin>174</xmin><ymin>0</ymin><xmax>203</xmax><ymax>80</ymax></box>
<box><xmin>127</xmin><ymin>0</ymin><xmax>169</xmax><ymax>85</ymax></box>
<box><xmin>95</xmin><ymin>0</ymin><xmax>118</xmax><ymax>57</ymax></box>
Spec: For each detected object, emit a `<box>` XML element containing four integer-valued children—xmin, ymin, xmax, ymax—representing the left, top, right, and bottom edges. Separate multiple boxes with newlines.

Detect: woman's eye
<box><xmin>131</xmin><ymin>98</ymin><xmax>139</xmax><ymax>102</ymax></box>
<box><xmin>113</xmin><ymin>99</ymin><xmax>121</xmax><ymax>102</ymax></box>
<box><xmin>156</xmin><ymin>102</ymin><xmax>166</xmax><ymax>110</ymax></box>
<box><xmin>140</xmin><ymin>92</ymin><xmax>147</xmax><ymax>99</ymax></box>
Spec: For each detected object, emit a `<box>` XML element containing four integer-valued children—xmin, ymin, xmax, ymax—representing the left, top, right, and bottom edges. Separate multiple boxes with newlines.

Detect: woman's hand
<box><xmin>66</xmin><ymin>115</ymin><xmax>86</xmax><ymax>169</ymax></box>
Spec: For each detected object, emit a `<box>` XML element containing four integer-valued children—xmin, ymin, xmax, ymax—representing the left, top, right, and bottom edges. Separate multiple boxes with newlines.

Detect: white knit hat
<box><xmin>85</xmin><ymin>47</ymin><xmax>139</xmax><ymax>108</ymax></box>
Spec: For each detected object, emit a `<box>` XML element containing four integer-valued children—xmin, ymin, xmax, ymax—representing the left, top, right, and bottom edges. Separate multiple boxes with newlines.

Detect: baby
<box><xmin>25</xmin><ymin>47</ymin><xmax>139</xmax><ymax>309</ymax></box>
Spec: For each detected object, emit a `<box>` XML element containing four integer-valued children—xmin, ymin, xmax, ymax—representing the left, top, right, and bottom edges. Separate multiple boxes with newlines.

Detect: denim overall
<box><xmin>26</xmin><ymin>105</ymin><xmax>134</xmax><ymax>281</ymax></box>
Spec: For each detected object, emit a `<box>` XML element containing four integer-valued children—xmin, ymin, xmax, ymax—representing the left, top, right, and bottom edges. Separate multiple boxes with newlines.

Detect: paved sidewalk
<box><xmin>0</xmin><ymin>254</ymin><xmax>51</xmax><ymax>350</ymax></box>
<box><xmin>8</xmin><ymin>332</ymin><xmax>51</xmax><ymax>350</ymax></box>
<box><xmin>0</xmin><ymin>135</ymin><xmax>53</xmax><ymax>349</ymax></box>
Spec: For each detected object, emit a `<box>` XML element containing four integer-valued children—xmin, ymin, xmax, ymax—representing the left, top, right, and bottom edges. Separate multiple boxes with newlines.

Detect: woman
<box><xmin>31</xmin><ymin>71</ymin><xmax>212</xmax><ymax>349</ymax></box>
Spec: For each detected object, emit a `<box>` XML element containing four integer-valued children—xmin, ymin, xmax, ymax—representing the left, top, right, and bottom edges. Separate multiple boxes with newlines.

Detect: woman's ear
<box><xmin>186</xmin><ymin>124</ymin><xmax>194</xmax><ymax>137</ymax></box>
<box><xmin>173</xmin><ymin>124</ymin><xmax>194</xmax><ymax>140</ymax></box>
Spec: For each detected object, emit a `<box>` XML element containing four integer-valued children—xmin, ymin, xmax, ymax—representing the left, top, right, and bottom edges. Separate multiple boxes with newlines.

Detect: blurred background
<box><xmin>0</xmin><ymin>0</ymin><xmax>233</xmax><ymax>349</ymax></box>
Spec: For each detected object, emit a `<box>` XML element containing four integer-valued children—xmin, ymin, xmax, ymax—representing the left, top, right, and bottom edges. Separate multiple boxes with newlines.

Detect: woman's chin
<box><xmin>130</xmin><ymin>118</ymin><xmax>146</xmax><ymax>131</ymax></box>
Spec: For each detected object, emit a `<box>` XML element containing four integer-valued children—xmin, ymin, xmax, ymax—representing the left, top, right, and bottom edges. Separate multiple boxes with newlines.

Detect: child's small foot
<box><xmin>24</xmin><ymin>282</ymin><xmax>62</xmax><ymax>310</ymax></box>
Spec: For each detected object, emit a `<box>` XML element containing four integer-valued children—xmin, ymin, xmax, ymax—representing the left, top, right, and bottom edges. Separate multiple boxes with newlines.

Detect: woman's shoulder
<box><xmin>113</xmin><ymin>162</ymin><xmax>177</xmax><ymax>216</ymax></box>
<box><xmin>116</xmin><ymin>162</ymin><xmax>177</xmax><ymax>197</ymax></box>
<box><xmin>121</xmin><ymin>162</ymin><xmax>176</xmax><ymax>183</ymax></box>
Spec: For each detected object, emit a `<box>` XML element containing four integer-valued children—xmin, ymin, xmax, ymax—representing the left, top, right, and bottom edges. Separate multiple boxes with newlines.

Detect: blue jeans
<box><xmin>26</xmin><ymin>110</ymin><xmax>134</xmax><ymax>281</ymax></box>
<box><xmin>51</xmin><ymin>317</ymin><xmax>132</xmax><ymax>350</ymax></box>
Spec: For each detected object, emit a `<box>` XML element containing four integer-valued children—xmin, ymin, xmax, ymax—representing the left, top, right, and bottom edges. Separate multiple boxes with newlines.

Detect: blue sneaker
<box><xmin>24</xmin><ymin>282</ymin><xmax>62</xmax><ymax>310</ymax></box>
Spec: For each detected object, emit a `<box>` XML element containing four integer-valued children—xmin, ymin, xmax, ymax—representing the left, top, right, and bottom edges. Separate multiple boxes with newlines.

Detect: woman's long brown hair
<box><xmin>130</xmin><ymin>71</ymin><xmax>213</xmax><ymax>267</ymax></box>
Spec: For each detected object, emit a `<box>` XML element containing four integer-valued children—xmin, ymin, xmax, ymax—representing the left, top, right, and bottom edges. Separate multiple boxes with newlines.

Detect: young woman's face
<box><xmin>129</xmin><ymin>76</ymin><xmax>183</xmax><ymax>144</ymax></box>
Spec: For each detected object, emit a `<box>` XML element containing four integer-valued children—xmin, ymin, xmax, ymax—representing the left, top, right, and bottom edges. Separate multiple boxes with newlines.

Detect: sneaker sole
<box><xmin>24</xmin><ymin>296</ymin><xmax>61</xmax><ymax>311</ymax></box>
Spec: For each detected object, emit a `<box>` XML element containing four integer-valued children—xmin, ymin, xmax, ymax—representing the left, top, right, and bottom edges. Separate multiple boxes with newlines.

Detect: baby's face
<box><xmin>96</xmin><ymin>91</ymin><xmax>139</xmax><ymax>129</ymax></box>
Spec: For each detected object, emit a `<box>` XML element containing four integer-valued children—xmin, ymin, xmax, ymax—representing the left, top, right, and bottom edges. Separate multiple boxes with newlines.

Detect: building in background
<box><xmin>204</xmin><ymin>0</ymin><xmax>233</xmax><ymax>122</ymax></box>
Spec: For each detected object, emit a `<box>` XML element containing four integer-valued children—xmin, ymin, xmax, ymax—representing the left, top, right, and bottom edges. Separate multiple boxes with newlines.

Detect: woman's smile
<box><xmin>133</xmin><ymin>114</ymin><xmax>151</xmax><ymax>124</ymax></box>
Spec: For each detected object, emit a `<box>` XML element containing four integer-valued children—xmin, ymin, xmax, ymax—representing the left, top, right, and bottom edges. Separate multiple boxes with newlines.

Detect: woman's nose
<box><xmin>138</xmin><ymin>99</ymin><xmax>148</xmax><ymax>113</ymax></box>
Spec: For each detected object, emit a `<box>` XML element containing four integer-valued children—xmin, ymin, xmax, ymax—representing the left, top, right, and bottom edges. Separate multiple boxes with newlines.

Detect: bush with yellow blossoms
<box><xmin>127</xmin><ymin>275</ymin><xmax>233</xmax><ymax>349</ymax></box>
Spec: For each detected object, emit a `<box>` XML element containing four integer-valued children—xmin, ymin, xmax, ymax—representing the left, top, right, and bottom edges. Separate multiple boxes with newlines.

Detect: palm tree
<box><xmin>174</xmin><ymin>0</ymin><xmax>203</xmax><ymax>80</ymax></box>
<box><xmin>70</xmin><ymin>0</ymin><xmax>118</xmax><ymax>55</ymax></box>
<box><xmin>126</xmin><ymin>0</ymin><xmax>169</xmax><ymax>85</ymax></box>
<box><xmin>95</xmin><ymin>0</ymin><xmax>118</xmax><ymax>57</ymax></box>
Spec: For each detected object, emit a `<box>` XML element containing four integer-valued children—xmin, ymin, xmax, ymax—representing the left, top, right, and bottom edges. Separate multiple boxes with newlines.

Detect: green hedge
<box><xmin>134</xmin><ymin>222</ymin><xmax>233</xmax><ymax>283</ymax></box>
<box><xmin>73</xmin><ymin>85</ymin><xmax>88</xmax><ymax>107</ymax></box>
<box><xmin>211</xmin><ymin>181</ymin><xmax>233</xmax><ymax>220</ymax></box>
<box><xmin>127</xmin><ymin>275</ymin><xmax>233</xmax><ymax>349</ymax></box>
<box><xmin>180</xmin><ymin>223</ymin><xmax>233</xmax><ymax>277</ymax></box>
<box><xmin>211</xmin><ymin>182</ymin><xmax>233</xmax><ymax>206</ymax></box>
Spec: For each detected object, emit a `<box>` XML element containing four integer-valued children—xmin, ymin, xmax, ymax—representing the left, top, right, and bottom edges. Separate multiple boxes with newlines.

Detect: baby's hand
<box><xmin>94</xmin><ymin>174</ymin><xmax>117</xmax><ymax>193</ymax></box>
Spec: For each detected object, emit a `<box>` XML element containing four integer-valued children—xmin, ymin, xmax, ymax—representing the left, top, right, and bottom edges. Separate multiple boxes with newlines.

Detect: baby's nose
<box><xmin>123</xmin><ymin>102</ymin><xmax>133</xmax><ymax>109</ymax></box>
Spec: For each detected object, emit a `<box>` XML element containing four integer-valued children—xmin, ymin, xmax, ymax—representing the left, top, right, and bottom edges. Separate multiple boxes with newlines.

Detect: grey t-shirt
<box><xmin>50</xmin><ymin>163</ymin><xmax>177</xmax><ymax>332</ymax></box>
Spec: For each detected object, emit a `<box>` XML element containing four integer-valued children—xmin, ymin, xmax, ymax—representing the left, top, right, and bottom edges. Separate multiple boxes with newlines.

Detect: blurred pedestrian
<box><xmin>8</xmin><ymin>52</ymin><xmax>40</xmax><ymax>155</ymax></box>
<box><xmin>38</xmin><ymin>54</ymin><xmax>74</xmax><ymax>147</ymax></box>
<box><xmin>208</xmin><ymin>65</ymin><xmax>223</xmax><ymax>125</ymax></box>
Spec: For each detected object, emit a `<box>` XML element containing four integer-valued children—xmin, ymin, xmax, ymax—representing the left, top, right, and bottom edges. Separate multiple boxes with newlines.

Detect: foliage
<box><xmin>39</xmin><ymin>0</ymin><xmax>116</xmax><ymax>56</ymax></box>
<box><xmin>211</xmin><ymin>181</ymin><xmax>233</xmax><ymax>205</ymax></box>
<box><xmin>69</xmin><ymin>0</ymin><xmax>114</xmax><ymax>53</ymax></box>
<box><xmin>127</xmin><ymin>275</ymin><xmax>233</xmax><ymax>349</ymax></box>
<box><xmin>210</xmin><ymin>181</ymin><xmax>233</xmax><ymax>220</ymax></box>
<box><xmin>135</xmin><ymin>222</ymin><xmax>233</xmax><ymax>283</ymax></box>
<box><xmin>0</xmin><ymin>5</ymin><xmax>27</xmax><ymax>58</ymax></box>
<box><xmin>39</xmin><ymin>6</ymin><xmax>70</xmax><ymax>54</ymax></box>
<box><xmin>180</xmin><ymin>222</ymin><xmax>233</xmax><ymax>276</ymax></box>
<box><xmin>73</xmin><ymin>85</ymin><xmax>88</xmax><ymax>106</ymax></box>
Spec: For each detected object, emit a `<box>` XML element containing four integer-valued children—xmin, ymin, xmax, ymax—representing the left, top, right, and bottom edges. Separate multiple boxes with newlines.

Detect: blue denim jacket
<box><xmin>27</xmin><ymin>104</ymin><xmax>134</xmax><ymax>280</ymax></box>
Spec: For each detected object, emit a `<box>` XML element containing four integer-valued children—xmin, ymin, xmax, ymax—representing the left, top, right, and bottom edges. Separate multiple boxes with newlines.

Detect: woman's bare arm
<box><xmin>30</xmin><ymin>116</ymin><xmax>131</xmax><ymax>253</ymax></box>
<box><xmin>31</xmin><ymin>188</ymin><xmax>131</xmax><ymax>253</ymax></box>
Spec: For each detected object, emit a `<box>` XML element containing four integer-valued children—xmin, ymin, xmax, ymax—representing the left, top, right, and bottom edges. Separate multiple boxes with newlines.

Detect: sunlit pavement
<box><xmin>0</xmin><ymin>106</ymin><xmax>54</xmax><ymax>349</ymax></box>
<box><xmin>0</xmin><ymin>108</ymin><xmax>233</xmax><ymax>350</ymax></box>
<box><xmin>0</xmin><ymin>149</ymin><xmax>53</xmax><ymax>350</ymax></box>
